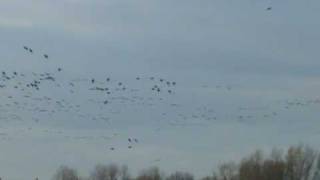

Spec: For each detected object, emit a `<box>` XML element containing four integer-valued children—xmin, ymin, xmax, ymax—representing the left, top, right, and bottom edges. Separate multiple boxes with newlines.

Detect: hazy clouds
<box><xmin>0</xmin><ymin>0</ymin><xmax>320</xmax><ymax>179</ymax></box>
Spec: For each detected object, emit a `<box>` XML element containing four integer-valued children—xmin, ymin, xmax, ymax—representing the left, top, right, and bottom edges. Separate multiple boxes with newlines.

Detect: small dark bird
<box><xmin>58</xmin><ymin>68</ymin><xmax>62</xmax><ymax>72</ymax></box>
<box><xmin>128</xmin><ymin>146</ymin><xmax>132</xmax><ymax>149</ymax></box>
<box><xmin>128</xmin><ymin>138</ymin><xmax>132</xmax><ymax>142</ymax></box>
<box><xmin>44</xmin><ymin>54</ymin><xmax>48</xmax><ymax>59</ymax></box>
<box><xmin>104</xmin><ymin>100</ymin><xmax>108</xmax><ymax>105</ymax></box>
<box><xmin>23</xmin><ymin>46</ymin><xmax>29</xmax><ymax>50</ymax></box>
<box><xmin>266</xmin><ymin>7</ymin><xmax>272</xmax><ymax>11</ymax></box>
<box><xmin>29</xmin><ymin>49</ymin><xmax>33</xmax><ymax>53</ymax></box>
<box><xmin>110</xmin><ymin>147</ymin><xmax>115</xmax><ymax>151</ymax></box>
<box><xmin>172</xmin><ymin>82</ymin><xmax>176</xmax><ymax>86</ymax></box>
<box><xmin>134</xmin><ymin>138</ymin><xmax>138</xmax><ymax>143</ymax></box>
<box><xmin>136</xmin><ymin>77</ymin><xmax>140</xmax><ymax>80</ymax></box>
<box><xmin>106</xmin><ymin>78</ymin><xmax>110</xmax><ymax>82</ymax></box>
<box><xmin>91</xmin><ymin>79</ymin><xmax>95</xmax><ymax>83</ymax></box>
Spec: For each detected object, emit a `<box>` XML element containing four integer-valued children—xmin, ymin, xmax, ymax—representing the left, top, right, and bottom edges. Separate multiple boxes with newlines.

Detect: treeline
<box><xmin>51</xmin><ymin>145</ymin><xmax>320</xmax><ymax>180</ymax></box>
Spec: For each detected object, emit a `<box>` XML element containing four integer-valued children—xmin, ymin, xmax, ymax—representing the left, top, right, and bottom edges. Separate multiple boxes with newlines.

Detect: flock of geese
<box><xmin>1</xmin><ymin>42</ymin><xmax>319</xmax><ymax>152</ymax></box>
<box><xmin>0</xmin><ymin>5</ymin><xmax>279</xmax><ymax>149</ymax></box>
<box><xmin>0</xmin><ymin>46</ymin><xmax>180</xmax><ymax>151</ymax></box>
<box><xmin>23</xmin><ymin>46</ymin><xmax>49</xmax><ymax>59</ymax></box>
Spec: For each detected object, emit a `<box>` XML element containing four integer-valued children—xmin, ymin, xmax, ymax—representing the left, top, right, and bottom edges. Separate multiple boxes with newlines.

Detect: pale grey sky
<box><xmin>0</xmin><ymin>0</ymin><xmax>320</xmax><ymax>179</ymax></box>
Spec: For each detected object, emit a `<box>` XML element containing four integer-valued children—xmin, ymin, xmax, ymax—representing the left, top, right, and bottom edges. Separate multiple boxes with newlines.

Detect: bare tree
<box><xmin>137</xmin><ymin>167</ymin><xmax>163</xmax><ymax>180</ymax></box>
<box><xmin>239</xmin><ymin>150</ymin><xmax>263</xmax><ymax>180</ymax></box>
<box><xmin>53</xmin><ymin>166</ymin><xmax>79</xmax><ymax>180</ymax></box>
<box><xmin>312</xmin><ymin>155</ymin><xmax>320</xmax><ymax>180</ymax></box>
<box><xmin>258</xmin><ymin>148</ymin><xmax>285</xmax><ymax>180</ymax></box>
<box><xmin>262</xmin><ymin>158</ymin><xmax>285</xmax><ymax>180</ymax></box>
<box><xmin>120</xmin><ymin>165</ymin><xmax>131</xmax><ymax>180</ymax></box>
<box><xmin>90</xmin><ymin>164</ymin><xmax>120</xmax><ymax>180</ymax></box>
<box><xmin>201</xmin><ymin>176</ymin><xmax>215</xmax><ymax>180</ymax></box>
<box><xmin>166</xmin><ymin>171</ymin><xmax>194</xmax><ymax>180</ymax></box>
<box><xmin>285</xmin><ymin>145</ymin><xmax>317</xmax><ymax>180</ymax></box>
<box><xmin>213</xmin><ymin>162</ymin><xmax>238</xmax><ymax>180</ymax></box>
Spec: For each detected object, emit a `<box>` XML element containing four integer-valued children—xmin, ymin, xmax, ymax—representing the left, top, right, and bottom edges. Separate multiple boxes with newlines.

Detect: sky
<box><xmin>0</xmin><ymin>0</ymin><xmax>320</xmax><ymax>179</ymax></box>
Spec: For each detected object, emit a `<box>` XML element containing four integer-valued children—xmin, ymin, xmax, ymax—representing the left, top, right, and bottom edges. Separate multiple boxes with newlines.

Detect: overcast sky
<box><xmin>0</xmin><ymin>0</ymin><xmax>320</xmax><ymax>179</ymax></box>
